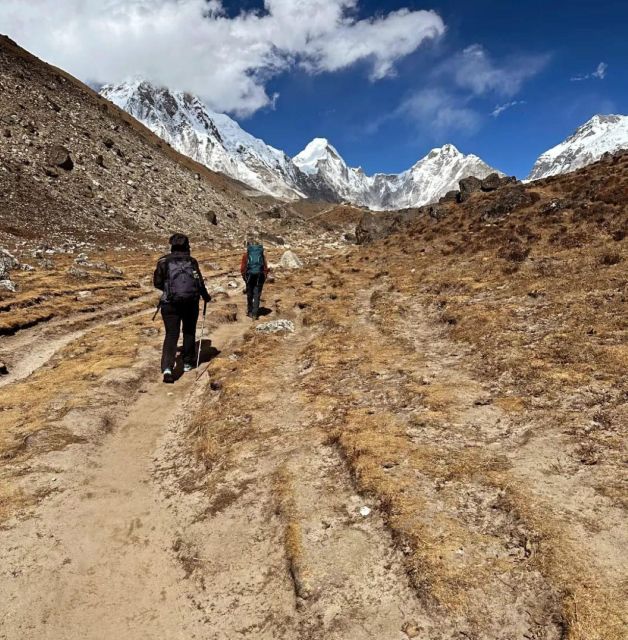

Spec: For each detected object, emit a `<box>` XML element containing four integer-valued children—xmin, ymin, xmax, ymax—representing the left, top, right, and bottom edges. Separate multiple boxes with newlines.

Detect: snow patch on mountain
<box><xmin>528</xmin><ymin>114</ymin><xmax>628</xmax><ymax>181</ymax></box>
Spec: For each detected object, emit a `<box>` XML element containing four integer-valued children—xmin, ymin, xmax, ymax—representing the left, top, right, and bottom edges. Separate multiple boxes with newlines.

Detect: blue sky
<box><xmin>1</xmin><ymin>0</ymin><xmax>626</xmax><ymax>177</ymax></box>
<box><xmin>222</xmin><ymin>0</ymin><xmax>626</xmax><ymax>177</ymax></box>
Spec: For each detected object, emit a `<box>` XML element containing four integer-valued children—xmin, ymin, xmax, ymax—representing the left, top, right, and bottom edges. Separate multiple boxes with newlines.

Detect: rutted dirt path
<box><xmin>0</xmin><ymin>292</ymin><xmax>156</xmax><ymax>389</ymax></box>
<box><xmin>0</xmin><ymin>284</ymin><xmax>433</xmax><ymax>640</ymax></box>
<box><xmin>0</xmin><ymin>298</ymin><xmax>254</xmax><ymax>639</ymax></box>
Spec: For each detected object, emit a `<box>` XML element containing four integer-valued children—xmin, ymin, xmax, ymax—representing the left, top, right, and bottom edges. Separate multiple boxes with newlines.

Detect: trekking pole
<box><xmin>152</xmin><ymin>300</ymin><xmax>161</xmax><ymax>321</ymax></box>
<box><xmin>195</xmin><ymin>301</ymin><xmax>208</xmax><ymax>378</ymax></box>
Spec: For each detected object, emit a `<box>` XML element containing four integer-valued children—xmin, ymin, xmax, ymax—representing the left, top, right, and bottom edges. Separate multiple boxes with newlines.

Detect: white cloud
<box><xmin>0</xmin><ymin>0</ymin><xmax>445</xmax><ymax>115</ymax></box>
<box><xmin>571</xmin><ymin>62</ymin><xmax>608</xmax><ymax>82</ymax></box>
<box><xmin>491</xmin><ymin>100</ymin><xmax>526</xmax><ymax>117</ymax></box>
<box><xmin>396</xmin><ymin>44</ymin><xmax>546</xmax><ymax>136</ymax></box>
<box><xmin>440</xmin><ymin>44</ymin><xmax>549</xmax><ymax>97</ymax></box>
<box><xmin>398</xmin><ymin>88</ymin><xmax>480</xmax><ymax>136</ymax></box>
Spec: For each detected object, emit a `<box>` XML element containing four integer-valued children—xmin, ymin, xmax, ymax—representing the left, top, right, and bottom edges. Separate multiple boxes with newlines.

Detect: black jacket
<box><xmin>153</xmin><ymin>251</ymin><xmax>211</xmax><ymax>303</ymax></box>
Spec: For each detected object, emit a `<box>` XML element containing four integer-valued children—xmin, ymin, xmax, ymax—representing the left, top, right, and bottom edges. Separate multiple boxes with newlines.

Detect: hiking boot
<box><xmin>163</xmin><ymin>368</ymin><xmax>174</xmax><ymax>384</ymax></box>
<box><xmin>183</xmin><ymin>363</ymin><xmax>193</xmax><ymax>373</ymax></box>
<box><xmin>246</xmin><ymin>311</ymin><xmax>253</xmax><ymax>318</ymax></box>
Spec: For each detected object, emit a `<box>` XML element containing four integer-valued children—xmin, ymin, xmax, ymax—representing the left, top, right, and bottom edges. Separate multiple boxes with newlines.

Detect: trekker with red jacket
<box><xmin>154</xmin><ymin>233</ymin><xmax>210</xmax><ymax>383</ymax></box>
<box><xmin>240</xmin><ymin>240</ymin><xmax>269</xmax><ymax>320</ymax></box>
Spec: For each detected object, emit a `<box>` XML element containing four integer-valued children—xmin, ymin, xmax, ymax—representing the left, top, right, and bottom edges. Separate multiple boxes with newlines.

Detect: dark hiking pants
<box><xmin>246</xmin><ymin>273</ymin><xmax>265</xmax><ymax>319</ymax></box>
<box><xmin>160</xmin><ymin>300</ymin><xmax>199</xmax><ymax>371</ymax></box>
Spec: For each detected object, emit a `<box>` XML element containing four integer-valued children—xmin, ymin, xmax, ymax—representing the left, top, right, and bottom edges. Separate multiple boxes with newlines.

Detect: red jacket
<box><xmin>240</xmin><ymin>251</ymin><xmax>269</xmax><ymax>277</ymax></box>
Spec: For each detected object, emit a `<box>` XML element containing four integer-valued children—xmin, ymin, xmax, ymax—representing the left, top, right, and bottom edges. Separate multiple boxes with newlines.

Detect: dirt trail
<box><xmin>0</xmin><ymin>293</ymin><xmax>156</xmax><ymax>389</ymax></box>
<box><xmin>0</xmin><ymin>285</ymin><xmax>431</xmax><ymax>640</ymax></box>
<box><xmin>0</xmin><ymin>307</ymin><xmax>249</xmax><ymax>639</ymax></box>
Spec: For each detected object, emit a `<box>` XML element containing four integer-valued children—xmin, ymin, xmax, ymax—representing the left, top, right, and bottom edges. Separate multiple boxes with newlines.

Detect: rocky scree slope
<box><xmin>528</xmin><ymin>114</ymin><xmax>628</xmax><ymax>181</ymax></box>
<box><xmin>0</xmin><ymin>36</ymin><xmax>268</xmax><ymax>252</ymax></box>
<box><xmin>101</xmin><ymin>81</ymin><xmax>502</xmax><ymax>210</ymax></box>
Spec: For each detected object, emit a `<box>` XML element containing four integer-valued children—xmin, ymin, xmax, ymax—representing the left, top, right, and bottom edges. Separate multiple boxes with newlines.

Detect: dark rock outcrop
<box><xmin>480</xmin><ymin>173</ymin><xmax>501</xmax><ymax>191</ymax></box>
<box><xmin>356</xmin><ymin>210</ymin><xmax>417</xmax><ymax>244</ymax></box>
<box><xmin>458</xmin><ymin>176</ymin><xmax>483</xmax><ymax>202</ymax></box>
<box><xmin>439</xmin><ymin>190</ymin><xmax>459</xmax><ymax>203</ymax></box>
<box><xmin>478</xmin><ymin>185</ymin><xmax>540</xmax><ymax>221</ymax></box>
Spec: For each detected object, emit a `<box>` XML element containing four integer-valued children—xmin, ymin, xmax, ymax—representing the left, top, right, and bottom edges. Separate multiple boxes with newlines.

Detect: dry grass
<box><xmin>0</xmin><ymin>316</ymin><xmax>150</xmax><ymax>463</ymax></box>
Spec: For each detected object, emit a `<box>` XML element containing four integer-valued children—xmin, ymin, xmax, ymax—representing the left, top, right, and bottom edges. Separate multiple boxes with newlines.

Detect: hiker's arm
<box><xmin>263</xmin><ymin>255</ymin><xmax>270</xmax><ymax>277</ymax></box>
<box><xmin>193</xmin><ymin>259</ymin><xmax>211</xmax><ymax>303</ymax></box>
<box><xmin>153</xmin><ymin>259</ymin><xmax>166</xmax><ymax>290</ymax></box>
<box><xmin>240</xmin><ymin>253</ymin><xmax>247</xmax><ymax>277</ymax></box>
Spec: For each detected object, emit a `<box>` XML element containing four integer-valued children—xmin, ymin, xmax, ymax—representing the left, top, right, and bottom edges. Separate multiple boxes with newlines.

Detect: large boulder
<box><xmin>0</xmin><ymin>279</ymin><xmax>17</xmax><ymax>292</ymax></box>
<box><xmin>0</xmin><ymin>247</ymin><xmax>18</xmax><ymax>279</ymax></box>
<box><xmin>279</xmin><ymin>250</ymin><xmax>303</xmax><ymax>269</ymax></box>
<box><xmin>480</xmin><ymin>173</ymin><xmax>502</xmax><ymax>192</ymax></box>
<box><xmin>458</xmin><ymin>176</ymin><xmax>483</xmax><ymax>202</ymax></box>
<box><xmin>439</xmin><ymin>190</ymin><xmax>459</xmax><ymax>203</ymax></box>
<box><xmin>47</xmin><ymin>145</ymin><xmax>74</xmax><ymax>171</ymax></box>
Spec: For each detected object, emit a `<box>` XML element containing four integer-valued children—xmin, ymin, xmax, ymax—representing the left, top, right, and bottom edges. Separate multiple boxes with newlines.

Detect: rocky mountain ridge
<box><xmin>100</xmin><ymin>81</ymin><xmax>503</xmax><ymax>210</ymax></box>
<box><xmin>528</xmin><ymin>114</ymin><xmax>628</xmax><ymax>180</ymax></box>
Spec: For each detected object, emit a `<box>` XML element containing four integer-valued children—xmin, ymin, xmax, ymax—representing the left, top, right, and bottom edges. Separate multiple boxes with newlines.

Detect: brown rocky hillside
<box><xmin>0</xmin><ymin>35</ymin><xmax>269</xmax><ymax>250</ymax></box>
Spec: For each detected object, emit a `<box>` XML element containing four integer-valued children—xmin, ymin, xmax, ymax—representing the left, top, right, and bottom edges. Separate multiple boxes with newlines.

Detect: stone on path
<box><xmin>279</xmin><ymin>250</ymin><xmax>303</xmax><ymax>269</ymax></box>
<box><xmin>255</xmin><ymin>319</ymin><xmax>295</xmax><ymax>334</ymax></box>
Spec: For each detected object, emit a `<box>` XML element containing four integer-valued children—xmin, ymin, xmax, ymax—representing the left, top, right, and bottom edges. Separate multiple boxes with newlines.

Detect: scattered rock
<box><xmin>0</xmin><ymin>362</ymin><xmax>8</xmax><ymax>375</ymax></box>
<box><xmin>0</xmin><ymin>247</ymin><xmax>18</xmax><ymax>279</ymax></box>
<box><xmin>458</xmin><ymin>175</ymin><xmax>483</xmax><ymax>202</ymax></box>
<box><xmin>0</xmin><ymin>279</ymin><xmax>17</xmax><ymax>292</ymax></box>
<box><xmin>258</xmin><ymin>205</ymin><xmax>282</xmax><ymax>220</ymax></box>
<box><xmin>260</xmin><ymin>232</ymin><xmax>285</xmax><ymax>246</ymax></box>
<box><xmin>402</xmin><ymin>622</ymin><xmax>422</xmax><ymax>638</ymax></box>
<box><xmin>480</xmin><ymin>172</ymin><xmax>502</xmax><ymax>191</ymax></box>
<box><xmin>279</xmin><ymin>250</ymin><xmax>303</xmax><ymax>269</ymax></box>
<box><xmin>206</xmin><ymin>211</ymin><xmax>218</xmax><ymax>225</ymax></box>
<box><xmin>210</xmin><ymin>286</ymin><xmax>229</xmax><ymax>300</ymax></box>
<box><xmin>47</xmin><ymin>144</ymin><xmax>74</xmax><ymax>171</ymax></box>
<box><xmin>67</xmin><ymin>266</ymin><xmax>89</xmax><ymax>279</ymax></box>
<box><xmin>439</xmin><ymin>189</ymin><xmax>459</xmax><ymax>203</ymax></box>
<box><xmin>256</xmin><ymin>319</ymin><xmax>295</xmax><ymax>333</ymax></box>
<box><xmin>359</xmin><ymin>506</ymin><xmax>371</xmax><ymax>517</ymax></box>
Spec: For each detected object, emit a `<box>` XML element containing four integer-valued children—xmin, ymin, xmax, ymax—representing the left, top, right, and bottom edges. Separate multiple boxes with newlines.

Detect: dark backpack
<box><xmin>167</xmin><ymin>257</ymin><xmax>200</xmax><ymax>303</ymax></box>
<box><xmin>247</xmin><ymin>244</ymin><xmax>265</xmax><ymax>275</ymax></box>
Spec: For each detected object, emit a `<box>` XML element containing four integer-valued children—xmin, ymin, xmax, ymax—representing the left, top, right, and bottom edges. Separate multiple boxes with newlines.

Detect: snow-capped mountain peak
<box><xmin>292</xmin><ymin>138</ymin><xmax>341</xmax><ymax>175</ymax></box>
<box><xmin>101</xmin><ymin>80</ymin><xmax>503</xmax><ymax>209</ymax></box>
<box><xmin>528</xmin><ymin>114</ymin><xmax>628</xmax><ymax>181</ymax></box>
<box><xmin>101</xmin><ymin>80</ymin><xmax>306</xmax><ymax>199</ymax></box>
<box><xmin>292</xmin><ymin>139</ymin><xmax>501</xmax><ymax>209</ymax></box>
